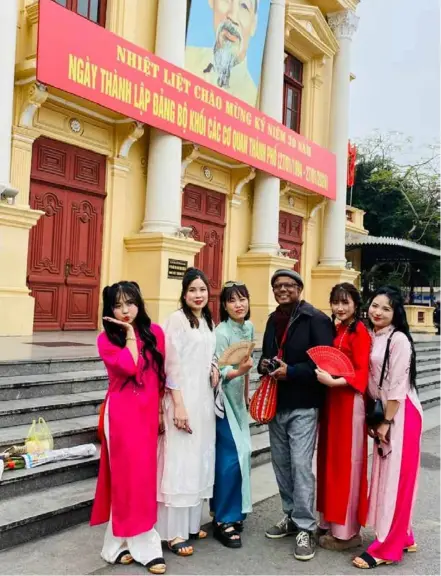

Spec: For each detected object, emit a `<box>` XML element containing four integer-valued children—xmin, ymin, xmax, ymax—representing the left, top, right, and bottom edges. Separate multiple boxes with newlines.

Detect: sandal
<box><xmin>404</xmin><ymin>543</ymin><xmax>418</xmax><ymax>553</ymax></box>
<box><xmin>167</xmin><ymin>539</ymin><xmax>193</xmax><ymax>557</ymax></box>
<box><xmin>213</xmin><ymin>522</ymin><xmax>242</xmax><ymax>549</ymax></box>
<box><xmin>189</xmin><ymin>529</ymin><xmax>208</xmax><ymax>540</ymax></box>
<box><xmin>212</xmin><ymin>518</ymin><xmax>244</xmax><ymax>533</ymax></box>
<box><xmin>353</xmin><ymin>552</ymin><xmax>393</xmax><ymax>569</ymax></box>
<box><xmin>146</xmin><ymin>557</ymin><xmax>166</xmax><ymax>574</ymax></box>
<box><xmin>115</xmin><ymin>550</ymin><xmax>133</xmax><ymax>565</ymax></box>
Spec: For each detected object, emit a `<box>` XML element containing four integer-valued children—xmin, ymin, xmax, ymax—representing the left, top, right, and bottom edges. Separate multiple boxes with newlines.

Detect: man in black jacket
<box><xmin>258</xmin><ymin>269</ymin><xmax>334</xmax><ymax>561</ymax></box>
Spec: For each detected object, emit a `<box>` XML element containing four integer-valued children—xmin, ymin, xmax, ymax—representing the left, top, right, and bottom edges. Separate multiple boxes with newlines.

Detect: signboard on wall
<box><xmin>185</xmin><ymin>0</ymin><xmax>271</xmax><ymax>107</ymax></box>
<box><xmin>37</xmin><ymin>0</ymin><xmax>336</xmax><ymax>199</ymax></box>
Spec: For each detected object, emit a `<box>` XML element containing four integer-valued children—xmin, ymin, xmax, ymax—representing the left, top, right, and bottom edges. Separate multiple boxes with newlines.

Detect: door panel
<box><xmin>279</xmin><ymin>211</ymin><xmax>303</xmax><ymax>274</ymax></box>
<box><xmin>28</xmin><ymin>184</ymin><xmax>68</xmax><ymax>330</ymax></box>
<box><xmin>63</xmin><ymin>192</ymin><xmax>104</xmax><ymax>329</ymax></box>
<box><xmin>182</xmin><ymin>185</ymin><xmax>226</xmax><ymax>324</ymax></box>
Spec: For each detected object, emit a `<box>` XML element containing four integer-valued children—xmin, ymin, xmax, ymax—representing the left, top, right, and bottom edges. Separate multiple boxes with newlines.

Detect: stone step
<box><xmin>417</xmin><ymin>363</ymin><xmax>440</xmax><ymax>379</ymax></box>
<box><xmin>0</xmin><ymin>357</ymin><xmax>103</xmax><ymax>378</ymax></box>
<box><xmin>0</xmin><ymin>432</ymin><xmax>271</xmax><ymax>551</ymax></box>
<box><xmin>417</xmin><ymin>374</ymin><xmax>441</xmax><ymax>392</ymax></box>
<box><xmin>0</xmin><ymin>445</ymin><xmax>100</xmax><ymax>501</ymax></box>
<box><xmin>0</xmin><ymin>477</ymin><xmax>96</xmax><ymax>551</ymax></box>
<box><xmin>0</xmin><ymin>370</ymin><xmax>108</xmax><ymax>401</ymax></box>
<box><xmin>414</xmin><ymin>343</ymin><xmax>440</xmax><ymax>354</ymax></box>
<box><xmin>0</xmin><ymin>391</ymin><xmax>105</xmax><ymax>429</ymax></box>
<box><xmin>419</xmin><ymin>387</ymin><xmax>441</xmax><ymax>409</ymax></box>
<box><xmin>417</xmin><ymin>352</ymin><xmax>441</xmax><ymax>363</ymax></box>
<box><xmin>0</xmin><ymin>415</ymin><xmax>99</xmax><ymax>452</ymax></box>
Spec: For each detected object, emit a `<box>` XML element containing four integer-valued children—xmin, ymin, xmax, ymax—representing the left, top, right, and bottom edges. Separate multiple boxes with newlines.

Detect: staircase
<box><xmin>0</xmin><ymin>336</ymin><xmax>439</xmax><ymax>551</ymax></box>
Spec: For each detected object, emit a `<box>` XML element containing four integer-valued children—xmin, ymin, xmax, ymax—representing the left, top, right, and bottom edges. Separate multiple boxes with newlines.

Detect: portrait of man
<box><xmin>185</xmin><ymin>0</ymin><xmax>271</xmax><ymax>107</ymax></box>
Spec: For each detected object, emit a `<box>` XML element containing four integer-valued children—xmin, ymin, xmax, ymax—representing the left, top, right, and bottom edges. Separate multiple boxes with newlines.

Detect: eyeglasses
<box><xmin>374</xmin><ymin>436</ymin><xmax>392</xmax><ymax>459</ymax></box>
<box><xmin>273</xmin><ymin>282</ymin><xmax>300</xmax><ymax>291</ymax></box>
<box><xmin>224</xmin><ymin>281</ymin><xmax>245</xmax><ymax>288</ymax></box>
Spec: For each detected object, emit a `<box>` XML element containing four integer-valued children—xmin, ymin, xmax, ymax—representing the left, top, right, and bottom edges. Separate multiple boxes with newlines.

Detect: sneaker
<box><xmin>265</xmin><ymin>515</ymin><xmax>296</xmax><ymax>539</ymax></box>
<box><xmin>294</xmin><ymin>530</ymin><xmax>316</xmax><ymax>561</ymax></box>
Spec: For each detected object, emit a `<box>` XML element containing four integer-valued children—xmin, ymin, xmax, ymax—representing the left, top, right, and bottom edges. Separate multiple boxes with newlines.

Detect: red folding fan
<box><xmin>307</xmin><ymin>346</ymin><xmax>355</xmax><ymax>378</ymax></box>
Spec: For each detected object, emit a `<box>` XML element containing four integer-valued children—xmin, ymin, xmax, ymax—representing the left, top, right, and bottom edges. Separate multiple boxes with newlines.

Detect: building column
<box><xmin>237</xmin><ymin>0</ymin><xmax>292</xmax><ymax>333</ymax></box>
<box><xmin>320</xmin><ymin>10</ymin><xmax>359</xmax><ymax>267</ymax></box>
<box><xmin>310</xmin><ymin>10</ymin><xmax>359</xmax><ymax>315</ymax></box>
<box><xmin>0</xmin><ymin>0</ymin><xmax>19</xmax><ymax>201</ymax></box>
<box><xmin>0</xmin><ymin>1</ymin><xmax>44</xmax><ymax>336</ymax></box>
<box><xmin>140</xmin><ymin>0</ymin><xmax>186</xmax><ymax>234</ymax></box>
<box><xmin>249</xmin><ymin>0</ymin><xmax>285</xmax><ymax>254</ymax></box>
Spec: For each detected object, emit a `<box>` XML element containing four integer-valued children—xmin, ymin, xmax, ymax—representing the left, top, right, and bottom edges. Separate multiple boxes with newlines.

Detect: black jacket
<box><xmin>258</xmin><ymin>300</ymin><xmax>334</xmax><ymax>410</ymax></box>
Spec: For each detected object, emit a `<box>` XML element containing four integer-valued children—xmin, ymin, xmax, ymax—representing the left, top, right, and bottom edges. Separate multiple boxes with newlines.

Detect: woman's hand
<box><xmin>270</xmin><ymin>359</ymin><xmax>288</xmax><ymax>380</ymax></box>
<box><xmin>211</xmin><ymin>366</ymin><xmax>220</xmax><ymax>388</ymax></box>
<box><xmin>237</xmin><ymin>355</ymin><xmax>254</xmax><ymax>377</ymax></box>
<box><xmin>103</xmin><ymin>316</ymin><xmax>134</xmax><ymax>334</ymax></box>
<box><xmin>158</xmin><ymin>411</ymin><xmax>165</xmax><ymax>435</ymax></box>
<box><xmin>376</xmin><ymin>422</ymin><xmax>390</xmax><ymax>444</ymax></box>
<box><xmin>315</xmin><ymin>367</ymin><xmax>337</xmax><ymax>387</ymax></box>
<box><xmin>173</xmin><ymin>402</ymin><xmax>192</xmax><ymax>434</ymax></box>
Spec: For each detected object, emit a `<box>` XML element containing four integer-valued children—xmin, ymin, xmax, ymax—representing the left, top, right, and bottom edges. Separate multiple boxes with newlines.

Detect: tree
<box><xmin>349</xmin><ymin>131</ymin><xmax>440</xmax><ymax>301</ymax></box>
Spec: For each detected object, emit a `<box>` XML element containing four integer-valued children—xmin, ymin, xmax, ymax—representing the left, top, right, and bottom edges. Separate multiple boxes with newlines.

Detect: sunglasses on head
<box><xmin>224</xmin><ymin>281</ymin><xmax>245</xmax><ymax>288</ymax></box>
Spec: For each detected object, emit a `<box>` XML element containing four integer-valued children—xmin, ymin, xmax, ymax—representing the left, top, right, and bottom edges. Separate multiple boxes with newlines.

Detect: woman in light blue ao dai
<box><xmin>211</xmin><ymin>282</ymin><xmax>254</xmax><ymax>549</ymax></box>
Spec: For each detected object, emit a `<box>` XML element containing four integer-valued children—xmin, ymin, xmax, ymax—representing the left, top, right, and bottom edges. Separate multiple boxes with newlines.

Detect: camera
<box><xmin>266</xmin><ymin>359</ymin><xmax>281</xmax><ymax>373</ymax></box>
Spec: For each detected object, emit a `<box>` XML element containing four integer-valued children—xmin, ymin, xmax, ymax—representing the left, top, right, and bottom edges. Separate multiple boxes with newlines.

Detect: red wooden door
<box><xmin>28</xmin><ymin>138</ymin><xmax>106</xmax><ymax>331</ymax></box>
<box><xmin>279</xmin><ymin>211</ymin><xmax>303</xmax><ymax>274</ymax></box>
<box><xmin>182</xmin><ymin>185</ymin><xmax>226</xmax><ymax>324</ymax></box>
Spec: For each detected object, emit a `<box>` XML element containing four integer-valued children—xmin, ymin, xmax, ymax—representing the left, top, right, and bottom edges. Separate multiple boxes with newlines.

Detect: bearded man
<box><xmin>185</xmin><ymin>0</ymin><xmax>259</xmax><ymax>107</ymax></box>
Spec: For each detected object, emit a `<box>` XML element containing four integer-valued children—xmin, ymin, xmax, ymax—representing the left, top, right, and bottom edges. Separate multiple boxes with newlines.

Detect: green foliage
<box><xmin>351</xmin><ymin>132</ymin><xmax>440</xmax><ymax>293</ymax></box>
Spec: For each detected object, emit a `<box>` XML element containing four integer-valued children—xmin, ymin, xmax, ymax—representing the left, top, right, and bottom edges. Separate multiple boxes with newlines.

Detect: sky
<box><xmin>349</xmin><ymin>0</ymin><xmax>440</xmax><ymax>163</ymax></box>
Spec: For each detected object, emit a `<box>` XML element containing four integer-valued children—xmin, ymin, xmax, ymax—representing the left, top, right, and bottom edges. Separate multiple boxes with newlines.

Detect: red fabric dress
<box><xmin>317</xmin><ymin>321</ymin><xmax>371</xmax><ymax>528</ymax></box>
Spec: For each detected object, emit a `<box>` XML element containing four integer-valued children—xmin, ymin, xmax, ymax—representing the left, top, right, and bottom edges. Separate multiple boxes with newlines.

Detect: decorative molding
<box><xmin>19</xmin><ymin>82</ymin><xmax>48</xmax><ymax>128</ymax></box>
<box><xmin>232</xmin><ymin>168</ymin><xmax>256</xmax><ymax>206</ymax></box>
<box><xmin>118</xmin><ymin>121</ymin><xmax>144</xmax><ymax>158</ymax></box>
<box><xmin>124</xmin><ymin>233</ymin><xmax>205</xmax><ymax>256</ymax></box>
<box><xmin>25</xmin><ymin>0</ymin><xmax>39</xmax><ymax>25</ymax></box>
<box><xmin>0</xmin><ymin>204</ymin><xmax>43</xmax><ymax>230</ymax></box>
<box><xmin>310</xmin><ymin>198</ymin><xmax>327</xmax><ymax>219</ymax></box>
<box><xmin>327</xmin><ymin>10</ymin><xmax>359</xmax><ymax>41</ymax></box>
<box><xmin>285</xmin><ymin>3</ymin><xmax>339</xmax><ymax>59</ymax></box>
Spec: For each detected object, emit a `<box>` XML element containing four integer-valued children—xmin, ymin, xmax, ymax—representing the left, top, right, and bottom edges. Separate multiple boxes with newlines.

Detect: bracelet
<box><xmin>383</xmin><ymin>418</ymin><xmax>393</xmax><ymax>425</ymax></box>
<box><xmin>126</xmin><ymin>336</ymin><xmax>136</xmax><ymax>341</ymax></box>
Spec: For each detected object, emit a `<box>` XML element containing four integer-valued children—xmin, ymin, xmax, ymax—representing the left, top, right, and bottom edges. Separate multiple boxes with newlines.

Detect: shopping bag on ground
<box><xmin>25</xmin><ymin>417</ymin><xmax>54</xmax><ymax>454</ymax></box>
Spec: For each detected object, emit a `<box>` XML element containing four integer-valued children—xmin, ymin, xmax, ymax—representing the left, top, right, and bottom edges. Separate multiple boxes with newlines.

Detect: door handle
<box><xmin>64</xmin><ymin>259</ymin><xmax>71</xmax><ymax>279</ymax></box>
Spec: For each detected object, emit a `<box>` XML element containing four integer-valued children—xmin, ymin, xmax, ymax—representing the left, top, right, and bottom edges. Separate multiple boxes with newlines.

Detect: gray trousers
<box><xmin>269</xmin><ymin>408</ymin><xmax>318</xmax><ymax>532</ymax></box>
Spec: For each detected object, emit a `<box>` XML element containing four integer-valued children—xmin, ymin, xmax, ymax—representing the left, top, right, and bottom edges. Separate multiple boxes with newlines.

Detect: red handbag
<box><xmin>249</xmin><ymin>321</ymin><xmax>290</xmax><ymax>425</ymax></box>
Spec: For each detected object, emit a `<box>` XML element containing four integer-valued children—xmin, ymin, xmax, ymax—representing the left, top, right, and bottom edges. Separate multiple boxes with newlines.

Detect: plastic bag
<box><xmin>25</xmin><ymin>417</ymin><xmax>54</xmax><ymax>454</ymax></box>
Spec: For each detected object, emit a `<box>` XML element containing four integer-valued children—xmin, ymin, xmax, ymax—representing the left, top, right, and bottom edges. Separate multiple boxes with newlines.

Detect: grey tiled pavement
<box><xmin>0</xmin><ymin>427</ymin><xmax>439</xmax><ymax>576</ymax></box>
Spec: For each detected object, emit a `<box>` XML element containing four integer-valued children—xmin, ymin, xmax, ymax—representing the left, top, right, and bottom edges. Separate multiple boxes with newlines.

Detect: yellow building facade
<box><xmin>0</xmin><ymin>0</ymin><xmax>362</xmax><ymax>336</ymax></box>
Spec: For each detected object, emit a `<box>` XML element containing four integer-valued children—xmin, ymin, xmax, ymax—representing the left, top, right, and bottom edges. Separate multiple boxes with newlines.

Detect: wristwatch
<box><xmin>383</xmin><ymin>418</ymin><xmax>393</xmax><ymax>425</ymax></box>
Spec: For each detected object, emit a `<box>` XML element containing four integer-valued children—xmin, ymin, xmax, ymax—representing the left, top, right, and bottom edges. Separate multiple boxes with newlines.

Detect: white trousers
<box><xmin>156</xmin><ymin>501</ymin><xmax>203</xmax><ymax>541</ymax></box>
<box><xmin>101</xmin><ymin>403</ymin><xmax>162</xmax><ymax>565</ymax></box>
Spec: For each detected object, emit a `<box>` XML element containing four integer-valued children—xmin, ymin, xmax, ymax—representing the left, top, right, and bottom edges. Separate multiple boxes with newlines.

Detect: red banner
<box><xmin>37</xmin><ymin>0</ymin><xmax>336</xmax><ymax>199</ymax></box>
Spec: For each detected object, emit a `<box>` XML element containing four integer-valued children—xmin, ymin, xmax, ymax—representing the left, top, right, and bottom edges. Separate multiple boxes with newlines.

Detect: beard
<box><xmin>213</xmin><ymin>20</ymin><xmax>242</xmax><ymax>88</ymax></box>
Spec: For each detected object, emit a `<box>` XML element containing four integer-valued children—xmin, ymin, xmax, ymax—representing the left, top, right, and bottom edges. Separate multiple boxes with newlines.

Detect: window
<box><xmin>53</xmin><ymin>0</ymin><xmax>107</xmax><ymax>27</ymax></box>
<box><xmin>283</xmin><ymin>53</ymin><xmax>303</xmax><ymax>134</ymax></box>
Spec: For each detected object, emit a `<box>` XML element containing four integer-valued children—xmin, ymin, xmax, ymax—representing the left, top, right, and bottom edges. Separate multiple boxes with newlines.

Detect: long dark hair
<box><xmin>367</xmin><ymin>285</ymin><xmax>417</xmax><ymax>389</ymax></box>
<box><xmin>102</xmin><ymin>281</ymin><xmax>166</xmax><ymax>390</ymax></box>
<box><xmin>329</xmin><ymin>282</ymin><xmax>362</xmax><ymax>334</ymax></box>
<box><xmin>180</xmin><ymin>268</ymin><xmax>214</xmax><ymax>330</ymax></box>
<box><xmin>220</xmin><ymin>282</ymin><xmax>251</xmax><ymax>323</ymax></box>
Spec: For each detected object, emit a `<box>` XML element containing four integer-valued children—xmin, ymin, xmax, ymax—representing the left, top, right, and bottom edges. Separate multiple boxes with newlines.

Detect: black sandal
<box><xmin>213</xmin><ymin>522</ymin><xmax>242</xmax><ymax>549</ymax></box>
<box><xmin>167</xmin><ymin>540</ymin><xmax>193</xmax><ymax>556</ymax></box>
<box><xmin>146</xmin><ymin>557</ymin><xmax>166</xmax><ymax>574</ymax></box>
<box><xmin>189</xmin><ymin>529</ymin><xmax>208</xmax><ymax>540</ymax></box>
<box><xmin>212</xmin><ymin>518</ymin><xmax>244</xmax><ymax>533</ymax></box>
<box><xmin>115</xmin><ymin>550</ymin><xmax>133</xmax><ymax>565</ymax></box>
<box><xmin>353</xmin><ymin>551</ymin><xmax>393</xmax><ymax>569</ymax></box>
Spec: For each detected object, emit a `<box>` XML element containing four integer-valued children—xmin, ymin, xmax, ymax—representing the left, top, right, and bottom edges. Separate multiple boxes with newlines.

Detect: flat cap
<box><xmin>271</xmin><ymin>269</ymin><xmax>304</xmax><ymax>289</ymax></box>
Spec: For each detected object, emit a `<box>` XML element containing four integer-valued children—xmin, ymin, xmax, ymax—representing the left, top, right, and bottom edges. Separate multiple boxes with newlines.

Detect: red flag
<box><xmin>347</xmin><ymin>141</ymin><xmax>357</xmax><ymax>187</ymax></box>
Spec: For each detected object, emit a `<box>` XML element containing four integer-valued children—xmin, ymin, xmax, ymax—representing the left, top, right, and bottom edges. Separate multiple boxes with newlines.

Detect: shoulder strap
<box><xmin>378</xmin><ymin>329</ymin><xmax>397</xmax><ymax>390</ymax></box>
